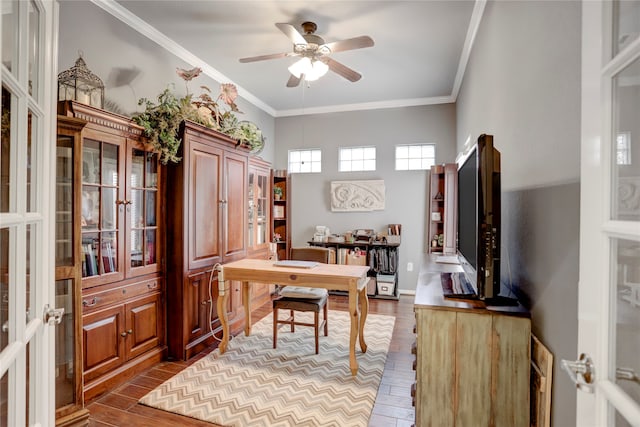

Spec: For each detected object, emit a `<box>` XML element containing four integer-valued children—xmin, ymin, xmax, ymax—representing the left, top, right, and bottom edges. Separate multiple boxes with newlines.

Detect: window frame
<box><xmin>394</xmin><ymin>143</ymin><xmax>436</xmax><ymax>171</ymax></box>
<box><xmin>287</xmin><ymin>148</ymin><xmax>322</xmax><ymax>174</ymax></box>
<box><xmin>338</xmin><ymin>145</ymin><xmax>377</xmax><ymax>172</ymax></box>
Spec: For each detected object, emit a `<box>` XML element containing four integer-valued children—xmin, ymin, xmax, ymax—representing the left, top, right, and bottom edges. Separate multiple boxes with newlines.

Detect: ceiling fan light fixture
<box><xmin>288</xmin><ymin>57</ymin><xmax>329</xmax><ymax>81</ymax></box>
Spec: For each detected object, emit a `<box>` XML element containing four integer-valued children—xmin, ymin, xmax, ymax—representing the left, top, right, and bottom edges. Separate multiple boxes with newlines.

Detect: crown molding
<box><xmin>89</xmin><ymin>0</ymin><xmax>482</xmax><ymax>118</ymax></box>
<box><xmin>275</xmin><ymin>95</ymin><xmax>455</xmax><ymax>117</ymax></box>
<box><xmin>89</xmin><ymin>0</ymin><xmax>276</xmax><ymax>116</ymax></box>
<box><xmin>451</xmin><ymin>0</ymin><xmax>487</xmax><ymax>101</ymax></box>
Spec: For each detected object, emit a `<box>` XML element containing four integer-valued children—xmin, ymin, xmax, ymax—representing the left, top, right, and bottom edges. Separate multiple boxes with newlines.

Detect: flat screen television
<box><xmin>456</xmin><ymin>134</ymin><xmax>502</xmax><ymax>301</ymax></box>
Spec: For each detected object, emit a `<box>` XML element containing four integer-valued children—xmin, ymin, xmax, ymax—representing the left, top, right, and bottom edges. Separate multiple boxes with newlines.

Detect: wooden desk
<box><xmin>216</xmin><ymin>258</ymin><xmax>371</xmax><ymax>375</ymax></box>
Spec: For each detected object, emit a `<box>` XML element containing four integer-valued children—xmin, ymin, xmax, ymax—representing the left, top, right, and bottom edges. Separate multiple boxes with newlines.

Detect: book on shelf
<box><xmin>84</xmin><ymin>243</ymin><xmax>98</xmax><ymax>276</ymax></box>
<box><xmin>102</xmin><ymin>241</ymin><xmax>115</xmax><ymax>273</ymax></box>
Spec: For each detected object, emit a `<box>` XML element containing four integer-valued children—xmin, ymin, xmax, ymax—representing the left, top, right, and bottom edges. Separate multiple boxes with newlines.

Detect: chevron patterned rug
<box><xmin>139</xmin><ymin>310</ymin><xmax>395</xmax><ymax>427</ymax></box>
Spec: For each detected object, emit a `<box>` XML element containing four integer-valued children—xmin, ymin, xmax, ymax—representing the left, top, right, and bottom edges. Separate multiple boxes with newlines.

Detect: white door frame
<box><xmin>577</xmin><ymin>0</ymin><xmax>640</xmax><ymax>425</ymax></box>
<box><xmin>0</xmin><ymin>0</ymin><xmax>58</xmax><ymax>425</ymax></box>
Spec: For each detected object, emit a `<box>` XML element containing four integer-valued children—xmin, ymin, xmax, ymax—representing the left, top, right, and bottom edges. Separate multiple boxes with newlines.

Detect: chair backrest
<box><xmin>290</xmin><ymin>247</ymin><xmax>331</xmax><ymax>264</ymax></box>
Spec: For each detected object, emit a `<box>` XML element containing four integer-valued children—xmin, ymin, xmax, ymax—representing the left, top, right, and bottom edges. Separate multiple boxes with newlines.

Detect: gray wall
<box><xmin>275</xmin><ymin>105</ymin><xmax>457</xmax><ymax>292</ymax></box>
<box><xmin>456</xmin><ymin>1</ymin><xmax>581</xmax><ymax>426</ymax></box>
<box><xmin>58</xmin><ymin>1</ymin><xmax>275</xmax><ymax>164</ymax></box>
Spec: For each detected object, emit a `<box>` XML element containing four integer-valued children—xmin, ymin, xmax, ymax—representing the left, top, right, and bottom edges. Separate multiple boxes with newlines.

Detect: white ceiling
<box><xmin>108</xmin><ymin>1</ymin><xmax>481</xmax><ymax>117</ymax></box>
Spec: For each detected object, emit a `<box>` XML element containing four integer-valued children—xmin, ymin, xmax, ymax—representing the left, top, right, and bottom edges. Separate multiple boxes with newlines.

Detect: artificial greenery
<box><xmin>132</xmin><ymin>69</ymin><xmax>265</xmax><ymax>164</ymax></box>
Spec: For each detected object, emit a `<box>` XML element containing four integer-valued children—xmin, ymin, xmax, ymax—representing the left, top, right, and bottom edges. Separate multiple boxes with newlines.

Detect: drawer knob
<box><xmin>147</xmin><ymin>282</ymin><xmax>158</xmax><ymax>290</ymax></box>
<box><xmin>83</xmin><ymin>297</ymin><xmax>98</xmax><ymax>307</ymax></box>
<box><xmin>120</xmin><ymin>331</ymin><xmax>127</xmax><ymax>337</ymax></box>
<box><xmin>127</xmin><ymin>329</ymin><xmax>133</xmax><ymax>334</ymax></box>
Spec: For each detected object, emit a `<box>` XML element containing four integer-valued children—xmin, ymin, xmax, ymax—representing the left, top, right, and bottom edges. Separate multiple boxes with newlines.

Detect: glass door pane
<box><xmin>248</xmin><ymin>171</ymin><xmax>255</xmax><ymax>247</ymax></box>
<box><xmin>54</xmin><ymin>279</ymin><xmax>75</xmax><ymax>408</ymax></box>
<box><xmin>130</xmin><ymin>150</ymin><xmax>158</xmax><ymax>269</ymax></box>
<box><xmin>82</xmin><ymin>139</ymin><xmax>119</xmax><ymax>278</ymax></box>
<box><xmin>612</xmin><ymin>56</ymin><xmax>640</xmax><ymax>221</ymax></box>
<box><xmin>56</xmin><ymin>137</ymin><xmax>74</xmax><ymax>266</ymax></box>
<box><xmin>613</xmin><ymin>0</ymin><xmax>640</xmax><ymax>56</ymax></box>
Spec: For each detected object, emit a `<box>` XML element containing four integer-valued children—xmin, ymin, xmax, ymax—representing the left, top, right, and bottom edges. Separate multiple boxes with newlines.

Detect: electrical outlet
<box><xmin>407</xmin><ymin>262</ymin><xmax>413</xmax><ymax>272</ymax></box>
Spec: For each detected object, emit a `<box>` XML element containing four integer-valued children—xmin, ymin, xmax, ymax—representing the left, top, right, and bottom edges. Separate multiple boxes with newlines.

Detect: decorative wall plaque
<box><xmin>330</xmin><ymin>180</ymin><xmax>385</xmax><ymax>212</ymax></box>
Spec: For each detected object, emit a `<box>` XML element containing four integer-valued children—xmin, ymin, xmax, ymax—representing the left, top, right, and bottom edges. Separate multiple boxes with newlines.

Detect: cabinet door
<box><xmin>248</xmin><ymin>163</ymin><xmax>270</xmax><ymax>253</ymax></box>
<box><xmin>80</xmin><ymin>131</ymin><xmax>126</xmax><ymax>287</ymax></box>
<box><xmin>188</xmin><ymin>141</ymin><xmax>223</xmax><ymax>270</ymax></box>
<box><xmin>126</xmin><ymin>142</ymin><xmax>162</xmax><ymax>277</ymax></box>
<box><xmin>82</xmin><ymin>305</ymin><xmax>126</xmax><ymax>383</ymax></box>
<box><xmin>185</xmin><ymin>270</ymin><xmax>213</xmax><ymax>345</ymax></box>
<box><xmin>125</xmin><ymin>293</ymin><xmax>163</xmax><ymax>360</ymax></box>
<box><xmin>223</xmin><ymin>151</ymin><xmax>247</xmax><ymax>262</ymax></box>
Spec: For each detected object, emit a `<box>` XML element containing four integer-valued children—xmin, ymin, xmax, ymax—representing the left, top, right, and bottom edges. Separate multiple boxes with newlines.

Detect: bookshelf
<box><xmin>307</xmin><ymin>240</ymin><xmax>400</xmax><ymax>300</ymax></box>
<box><xmin>272</xmin><ymin>170</ymin><xmax>290</xmax><ymax>261</ymax></box>
<box><xmin>428</xmin><ymin>163</ymin><xmax>457</xmax><ymax>254</ymax></box>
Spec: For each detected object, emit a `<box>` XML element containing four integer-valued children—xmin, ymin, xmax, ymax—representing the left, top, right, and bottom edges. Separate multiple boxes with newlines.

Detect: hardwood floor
<box><xmin>86</xmin><ymin>294</ymin><xmax>416</xmax><ymax>427</ymax></box>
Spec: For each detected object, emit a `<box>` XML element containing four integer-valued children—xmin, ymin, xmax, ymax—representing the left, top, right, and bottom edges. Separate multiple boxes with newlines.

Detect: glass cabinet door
<box><xmin>54</xmin><ymin>118</ymin><xmax>87</xmax><ymax>422</ymax></box>
<box><xmin>127</xmin><ymin>147</ymin><xmax>160</xmax><ymax>275</ymax></box>
<box><xmin>248</xmin><ymin>170</ymin><xmax>255</xmax><ymax>248</ymax></box>
<box><xmin>256</xmin><ymin>173</ymin><xmax>268</xmax><ymax>245</ymax></box>
<box><xmin>81</xmin><ymin>138</ymin><xmax>123</xmax><ymax>284</ymax></box>
<box><xmin>247</xmin><ymin>164</ymin><xmax>270</xmax><ymax>252</ymax></box>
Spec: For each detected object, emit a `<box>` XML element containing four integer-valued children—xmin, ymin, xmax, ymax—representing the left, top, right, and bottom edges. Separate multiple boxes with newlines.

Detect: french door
<box><xmin>1</xmin><ymin>0</ymin><xmax>58</xmax><ymax>425</ymax></box>
<box><xmin>571</xmin><ymin>0</ymin><xmax>640</xmax><ymax>425</ymax></box>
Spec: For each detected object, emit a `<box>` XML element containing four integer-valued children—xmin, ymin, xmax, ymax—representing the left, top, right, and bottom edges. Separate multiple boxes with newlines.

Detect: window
<box><xmin>617</xmin><ymin>132</ymin><xmax>631</xmax><ymax>165</ymax></box>
<box><xmin>395</xmin><ymin>143</ymin><xmax>435</xmax><ymax>170</ymax></box>
<box><xmin>339</xmin><ymin>146</ymin><xmax>376</xmax><ymax>172</ymax></box>
<box><xmin>288</xmin><ymin>149</ymin><xmax>322</xmax><ymax>173</ymax></box>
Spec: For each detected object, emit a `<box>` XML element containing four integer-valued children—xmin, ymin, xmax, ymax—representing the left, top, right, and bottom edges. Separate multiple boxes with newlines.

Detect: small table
<box><xmin>217</xmin><ymin>258</ymin><xmax>371</xmax><ymax>375</ymax></box>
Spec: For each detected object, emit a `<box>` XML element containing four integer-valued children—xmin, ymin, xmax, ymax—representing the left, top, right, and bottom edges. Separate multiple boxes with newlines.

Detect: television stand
<box><xmin>413</xmin><ymin>254</ymin><xmax>531</xmax><ymax>426</ymax></box>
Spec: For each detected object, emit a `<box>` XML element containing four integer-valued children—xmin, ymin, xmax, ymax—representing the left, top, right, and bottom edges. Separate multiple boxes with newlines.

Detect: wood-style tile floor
<box><xmin>86</xmin><ymin>294</ymin><xmax>416</xmax><ymax>427</ymax></box>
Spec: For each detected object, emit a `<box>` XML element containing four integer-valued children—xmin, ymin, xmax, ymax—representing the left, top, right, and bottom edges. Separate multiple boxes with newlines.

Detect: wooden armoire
<box><xmin>165</xmin><ymin>120</ymin><xmax>259</xmax><ymax>360</ymax></box>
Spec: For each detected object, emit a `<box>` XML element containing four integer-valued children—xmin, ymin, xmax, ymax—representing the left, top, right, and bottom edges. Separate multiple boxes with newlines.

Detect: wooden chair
<box><xmin>273</xmin><ymin>247</ymin><xmax>331</xmax><ymax>354</ymax></box>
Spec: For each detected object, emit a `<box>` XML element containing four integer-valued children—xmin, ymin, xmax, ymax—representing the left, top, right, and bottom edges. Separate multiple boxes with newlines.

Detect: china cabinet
<box><xmin>55</xmin><ymin>116</ymin><xmax>90</xmax><ymax>426</ymax></box>
<box><xmin>58</xmin><ymin>101</ymin><xmax>166</xmax><ymax>401</ymax></box>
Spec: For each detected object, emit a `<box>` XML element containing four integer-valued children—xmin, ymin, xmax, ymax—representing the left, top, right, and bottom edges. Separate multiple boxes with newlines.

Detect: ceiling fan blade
<box><xmin>286</xmin><ymin>74</ymin><xmax>302</xmax><ymax>88</ymax></box>
<box><xmin>322</xmin><ymin>35</ymin><xmax>374</xmax><ymax>53</ymax></box>
<box><xmin>239</xmin><ymin>52</ymin><xmax>298</xmax><ymax>63</ymax></box>
<box><xmin>275</xmin><ymin>23</ymin><xmax>307</xmax><ymax>46</ymax></box>
<box><xmin>323</xmin><ymin>58</ymin><xmax>362</xmax><ymax>82</ymax></box>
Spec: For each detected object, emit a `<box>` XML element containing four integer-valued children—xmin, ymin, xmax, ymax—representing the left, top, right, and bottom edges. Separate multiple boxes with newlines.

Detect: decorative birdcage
<box><xmin>57</xmin><ymin>53</ymin><xmax>104</xmax><ymax>108</ymax></box>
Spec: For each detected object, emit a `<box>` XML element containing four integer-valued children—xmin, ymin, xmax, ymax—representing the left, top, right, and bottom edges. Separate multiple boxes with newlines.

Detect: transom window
<box><xmin>288</xmin><ymin>149</ymin><xmax>322</xmax><ymax>173</ymax></box>
<box><xmin>395</xmin><ymin>143</ymin><xmax>436</xmax><ymax>170</ymax></box>
<box><xmin>339</xmin><ymin>146</ymin><xmax>376</xmax><ymax>172</ymax></box>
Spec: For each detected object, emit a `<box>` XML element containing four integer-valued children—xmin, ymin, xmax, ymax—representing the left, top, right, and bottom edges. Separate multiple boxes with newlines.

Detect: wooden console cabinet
<box><xmin>166</xmin><ymin>121</ymin><xmax>249</xmax><ymax>360</ymax></box>
<box><xmin>413</xmin><ymin>255</ymin><xmax>530</xmax><ymax>426</ymax></box>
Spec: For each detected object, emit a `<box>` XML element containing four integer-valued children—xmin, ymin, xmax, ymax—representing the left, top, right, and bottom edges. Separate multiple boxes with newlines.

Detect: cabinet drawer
<box><xmin>82</xmin><ymin>278</ymin><xmax>163</xmax><ymax>312</ymax></box>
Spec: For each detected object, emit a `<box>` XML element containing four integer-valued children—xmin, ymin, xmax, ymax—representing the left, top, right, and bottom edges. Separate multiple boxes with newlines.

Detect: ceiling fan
<box><xmin>239</xmin><ymin>21</ymin><xmax>374</xmax><ymax>87</ymax></box>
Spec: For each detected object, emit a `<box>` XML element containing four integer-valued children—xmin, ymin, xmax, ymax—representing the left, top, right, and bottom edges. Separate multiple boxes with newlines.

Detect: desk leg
<box><xmin>217</xmin><ymin>279</ymin><xmax>230</xmax><ymax>354</ymax></box>
<box><xmin>242</xmin><ymin>281</ymin><xmax>252</xmax><ymax>336</ymax></box>
<box><xmin>358</xmin><ymin>286</ymin><xmax>368</xmax><ymax>353</ymax></box>
<box><xmin>349</xmin><ymin>288</ymin><xmax>360</xmax><ymax>376</ymax></box>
